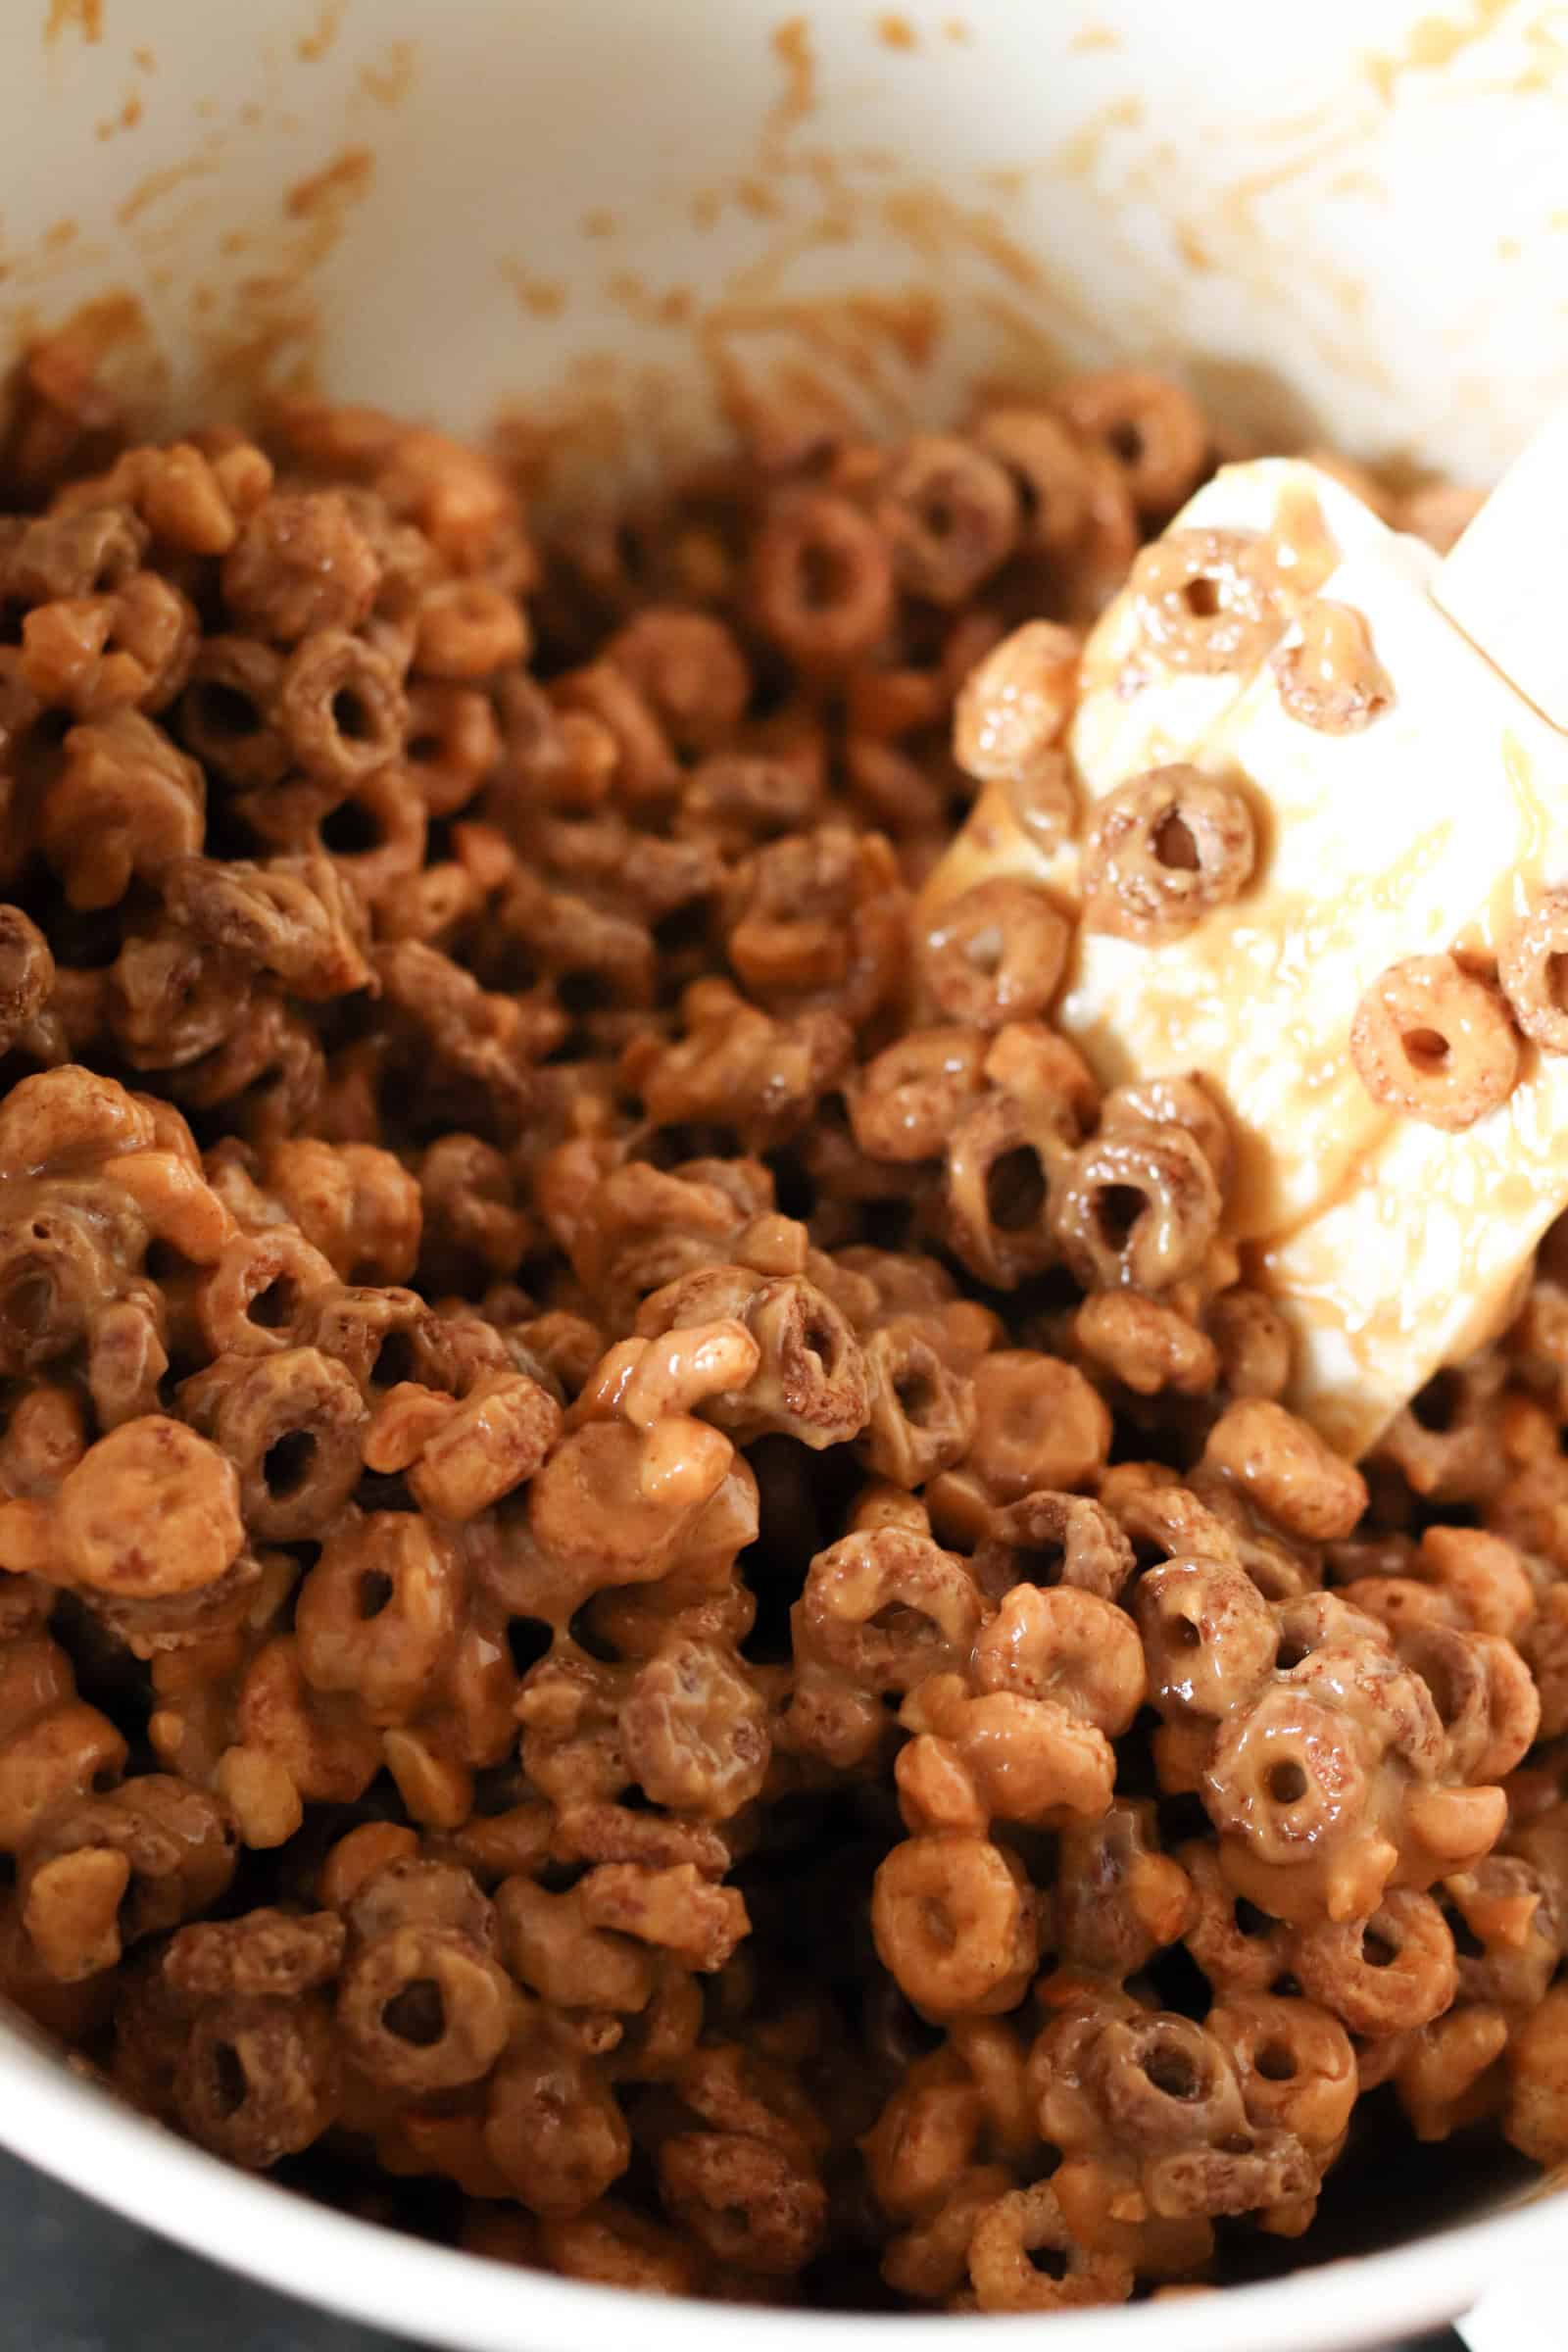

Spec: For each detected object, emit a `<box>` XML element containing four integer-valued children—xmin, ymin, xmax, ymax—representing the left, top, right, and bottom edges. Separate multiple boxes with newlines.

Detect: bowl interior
<box><xmin>1</xmin><ymin>0</ymin><xmax>1567</xmax><ymax>2330</ymax></box>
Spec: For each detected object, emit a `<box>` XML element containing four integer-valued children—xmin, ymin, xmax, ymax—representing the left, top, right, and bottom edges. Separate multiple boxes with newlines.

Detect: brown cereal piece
<box><xmin>1204</xmin><ymin>1992</ymin><xmax>1357</xmax><ymax>2162</ymax></box>
<box><xmin>1505</xmin><ymin>1981</ymin><xmax>1568</xmax><ymax>2163</ymax></box>
<box><xmin>975</xmin><ymin>1489</ymin><xmax>1135</xmax><ymax>1604</ymax></box>
<box><xmin>1291</xmin><ymin>1890</ymin><xmax>1459</xmax><ymax>2037</ymax></box>
<box><xmin>1057</xmin><ymin>368</ymin><xmax>1208</xmax><ymax>520</ymax></box>
<box><xmin>963</xmin><ymin>1350</ymin><xmax>1112</xmax><ymax>1502</ymax></box>
<box><xmin>1075</xmin><ymin>1290</ymin><xmax>1220</xmax><ymax>1396</ymax></box>
<box><xmin>953</xmin><ymin>618</ymin><xmax>1079</xmax><ymax>789</ymax></box>
<box><xmin>1207</xmin><ymin>1286</ymin><xmax>1294</xmax><ymax>1400</ymax></box>
<box><xmin>337</xmin><ymin>1917</ymin><xmax>514</xmax><ymax>2093</ymax></box>
<box><xmin>0</xmin><ymin>1629</ymin><xmax>127</xmax><ymax>1853</ymax></box>
<box><xmin>1052</xmin><ymin>1118</ymin><xmax>1222</xmax><ymax>1293</ymax></box>
<box><xmin>850</xmin><ymin>1027</ymin><xmax>988</xmax><ymax>1164</ymax></box>
<box><xmin>483</xmin><ymin>2014</ymin><xmax>632</xmax><ymax>2216</ymax></box>
<box><xmin>605</xmin><ymin>607</ymin><xmax>751</xmax><ymax>754</ymax></box>
<box><xmin>221</xmin><ymin>490</ymin><xmax>380</xmax><ymax>642</ymax></box>
<box><xmin>21</xmin><ymin>569</ymin><xmax>196</xmax><ymax>718</ymax></box>
<box><xmin>973</xmin><ymin>406</ymin><xmax>1093</xmax><ymax>555</ymax></box>
<box><xmin>721</xmin><ymin>824</ymin><xmax>906</xmax><ymax>1029</ymax></box>
<box><xmin>403</xmin><ymin>1374</ymin><xmax>563</xmax><ymax>1521</ymax></box>
<box><xmin>263</xmin><ymin>1139</ymin><xmax>419</xmax><ymax>1284</ymax></box>
<box><xmin>920</xmin><ymin>877</ymin><xmax>1070</xmax><ymax>1029</ymax></box>
<box><xmin>967</xmin><ymin>2180</ymin><xmax>1133</xmax><ymax>2312</ymax></box>
<box><xmin>748</xmin><ymin>489</ymin><xmax>895</xmax><ymax>671</ymax></box>
<box><xmin>628</xmin><ymin>980</ymin><xmax>854</xmax><ymax>1152</ymax></box>
<box><xmin>1054</xmin><ymin>1801</ymin><xmax>1196</xmax><ymax>1978</ymax></box>
<box><xmin>38</xmin><ymin>710</ymin><xmax>204</xmax><ymax>910</ymax></box>
<box><xmin>876</xmin><ymin>434</ymin><xmax>1019</xmax><ymax>605</ymax></box>
<box><xmin>1131</xmin><ymin>527</ymin><xmax>1285</xmax><ymax>673</ymax></box>
<box><xmin>163</xmin><ymin>1908</ymin><xmax>346</xmax><ymax>2002</ymax></box>
<box><xmin>1137</xmin><ymin>1554</ymin><xmax>1280</xmax><ymax>1718</ymax></box>
<box><xmin>172</xmin><ymin>1992</ymin><xmax>340</xmax><ymax>2169</ymax></box>
<box><xmin>0</xmin><ymin>1415</ymin><xmax>245</xmax><ymax>1601</ymax></box>
<box><xmin>578</xmin><ymin>1863</ymin><xmax>748</xmax><ymax>1973</ymax></box>
<box><xmin>1499</xmin><ymin>886</ymin><xmax>1568</xmax><ymax>1054</ymax></box>
<box><xmin>1201</xmin><ymin>1399</ymin><xmax>1367</xmax><ymax>1544</ymax></box>
<box><xmin>21</xmin><ymin>1776</ymin><xmax>236</xmax><ymax>1982</ymax></box>
<box><xmin>1273</xmin><ymin>599</ymin><xmax>1393</xmax><ymax>733</ymax></box>
<box><xmin>872</xmin><ymin>1834</ymin><xmax>1038</xmax><ymax>2016</ymax></box>
<box><xmin>635</xmin><ymin>1263</ymin><xmax>868</xmax><ymax>1450</ymax></box>
<box><xmin>1082</xmin><ymin>764</ymin><xmax>1255</xmax><ymax>945</ymax></box>
<box><xmin>658</xmin><ymin>2129</ymin><xmax>826</xmax><ymax>2278</ymax></box>
<box><xmin>618</xmin><ymin>1637</ymin><xmax>769</xmax><ymax>1818</ymax></box>
<box><xmin>1351</xmin><ymin>954</ymin><xmax>1520</xmax><ymax>1131</ymax></box>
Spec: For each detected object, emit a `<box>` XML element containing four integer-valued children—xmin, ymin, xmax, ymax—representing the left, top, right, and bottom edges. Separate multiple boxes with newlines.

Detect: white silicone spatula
<box><xmin>925</xmin><ymin>412</ymin><xmax>1568</xmax><ymax>1458</ymax></box>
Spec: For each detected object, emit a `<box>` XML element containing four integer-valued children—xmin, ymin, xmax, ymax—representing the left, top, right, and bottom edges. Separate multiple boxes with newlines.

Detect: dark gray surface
<box><xmin>0</xmin><ymin>2143</ymin><xmax>1467</xmax><ymax>2352</ymax></box>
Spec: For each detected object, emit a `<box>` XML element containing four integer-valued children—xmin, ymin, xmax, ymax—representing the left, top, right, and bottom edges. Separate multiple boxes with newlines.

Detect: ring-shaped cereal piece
<box><xmin>1349</xmin><ymin>953</ymin><xmax>1520</xmax><ymax>1132</ymax></box>
<box><xmin>1089</xmin><ymin>2011</ymin><xmax>1247</xmax><ymax>2151</ymax></box>
<box><xmin>871</xmin><ymin>1833</ymin><xmax>1038</xmax><ymax>2016</ymax></box>
<box><xmin>1082</xmin><ymin>763</ymin><xmax>1255</xmax><ymax>945</ymax></box>
<box><xmin>797</xmin><ymin>1527</ymin><xmax>985</xmax><ymax>1694</ymax></box>
<box><xmin>876</xmin><ymin>434</ymin><xmax>1019</xmax><ymax>606</ymax></box>
<box><xmin>1056</xmin><ymin>369</ymin><xmax>1208</xmax><ymax>520</ymax></box>
<box><xmin>967</xmin><ymin>2180</ymin><xmax>1133</xmax><ymax>2312</ymax></box>
<box><xmin>1130</xmin><ymin>527</ymin><xmax>1285</xmax><ymax>673</ymax></box>
<box><xmin>921</xmin><ymin>877</ymin><xmax>1071</xmax><ymax>1028</ymax></box>
<box><xmin>337</xmin><ymin>1922</ymin><xmax>514</xmax><ymax>2093</ymax></box>
<box><xmin>1202</xmin><ymin>1684</ymin><xmax>1368</xmax><ymax>1867</ymax></box>
<box><xmin>1291</xmin><ymin>1888</ymin><xmax>1458</xmax><ymax>2036</ymax></box>
<box><xmin>1051</xmin><ymin>1118</ymin><xmax>1221</xmax><ymax>1292</ymax></box>
<box><xmin>1204</xmin><ymin>1990</ymin><xmax>1357</xmax><ymax>2155</ymax></box>
<box><xmin>748</xmin><ymin>491</ymin><xmax>895</xmax><ymax>671</ymax></box>
<box><xmin>1500</xmin><ymin>886</ymin><xmax>1568</xmax><ymax>1054</ymax></box>
<box><xmin>1136</xmin><ymin>1554</ymin><xmax>1280</xmax><ymax>1718</ymax></box>
<box><xmin>970</xmin><ymin>1583</ymin><xmax>1145</xmax><ymax>1735</ymax></box>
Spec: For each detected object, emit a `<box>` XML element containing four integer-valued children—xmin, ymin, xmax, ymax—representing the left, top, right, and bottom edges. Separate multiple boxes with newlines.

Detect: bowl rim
<box><xmin>0</xmin><ymin>2010</ymin><xmax>1557</xmax><ymax>2352</ymax></box>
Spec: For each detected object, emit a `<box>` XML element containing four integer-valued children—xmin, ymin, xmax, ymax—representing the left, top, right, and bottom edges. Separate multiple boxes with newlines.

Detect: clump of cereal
<box><xmin>0</xmin><ymin>327</ymin><xmax>1552</xmax><ymax>2315</ymax></box>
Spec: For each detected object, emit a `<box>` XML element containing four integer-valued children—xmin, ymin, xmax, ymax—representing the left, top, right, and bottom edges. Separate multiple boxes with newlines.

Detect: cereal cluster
<box><xmin>0</xmin><ymin>328</ymin><xmax>1562</xmax><ymax>2311</ymax></box>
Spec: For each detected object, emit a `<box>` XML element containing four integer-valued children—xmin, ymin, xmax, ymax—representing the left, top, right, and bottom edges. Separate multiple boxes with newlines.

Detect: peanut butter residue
<box><xmin>1364</xmin><ymin>0</ymin><xmax>1516</xmax><ymax>100</ymax></box>
<box><xmin>285</xmin><ymin>146</ymin><xmax>374</xmax><ymax>223</ymax></box>
<box><xmin>769</xmin><ymin>15</ymin><xmax>817</xmax><ymax>138</ymax></box>
<box><xmin>360</xmin><ymin>40</ymin><xmax>416</xmax><ymax>108</ymax></box>
<box><xmin>876</xmin><ymin>14</ymin><xmax>918</xmax><ymax>50</ymax></box>
<box><xmin>43</xmin><ymin>0</ymin><xmax>103</xmax><ymax>46</ymax></box>
<box><xmin>500</xmin><ymin>260</ymin><xmax>568</xmax><ymax>320</ymax></box>
<box><xmin>296</xmin><ymin>0</ymin><xmax>348</xmax><ymax>65</ymax></box>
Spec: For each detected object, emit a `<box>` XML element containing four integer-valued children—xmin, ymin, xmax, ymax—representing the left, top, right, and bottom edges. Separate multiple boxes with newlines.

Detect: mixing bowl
<box><xmin>0</xmin><ymin>2</ymin><xmax>1565</xmax><ymax>2343</ymax></box>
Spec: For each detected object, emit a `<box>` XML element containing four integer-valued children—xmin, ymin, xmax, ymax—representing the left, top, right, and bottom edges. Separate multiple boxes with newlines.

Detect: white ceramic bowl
<box><xmin>2</xmin><ymin>2</ymin><xmax>1567</xmax><ymax>2344</ymax></box>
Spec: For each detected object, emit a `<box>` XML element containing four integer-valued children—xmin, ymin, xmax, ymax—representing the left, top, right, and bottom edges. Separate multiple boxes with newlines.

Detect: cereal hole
<box><xmin>507</xmin><ymin>1617</ymin><xmax>553</xmax><ymax>1675</ymax></box>
<box><xmin>331</xmin><ymin>686</ymin><xmax>372</xmax><ymax>742</ymax></box>
<box><xmin>370</xmin><ymin>1329</ymin><xmax>417</xmax><ymax>1390</ymax></box>
<box><xmin>1445</xmin><ymin>1905</ymin><xmax>1485</xmax><ymax>1961</ymax></box>
<box><xmin>1267</xmin><ymin>1761</ymin><xmax>1308</xmax><ymax>1806</ymax></box>
<box><xmin>1143</xmin><ymin>2043</ymin><xmax>1200</xmax><ymax>2101</ymax></box>
<box><xmin>1361</xmin><ymin>1928</ymin><xmax>1398</xmax><ymax>1970</ymax></box>
<box><xmin>1401</xmin><ymin>1026</ymin><xmax>1450</xmax><ymax>1075</ymax></box>
<box><xmin>1</xmin><ymin>1268</ymin><xmax>54</xmax><ymax>1339</ymax></box>
<box><xmin>210</xmin><ymin>2040</ymin><xmax>248</xmax><ymax>2118</ymax></box>
<box><xmin>320</xmin><ymin>798</ymin><xmax>381</xmax><ymax>856</ymax></box>
<box><xmin>893</xmin><ymin>1366</ymin><xmax>938</xmax><ymax>1423</ymax></box>
<box><xmin>263</xmin><ymin>1428</ymin><xmax>317</xmax><ymax>1497</ymax></box>
<box><xmin>1255</xmin><ymin>2040</ymin><xmax>1296</xmax><ymax>2082</ymax></box>
<box><xmin>1026</xmin><ymin>2244</ymin><xmax>1068</xmax><ymax>2280</ymax></box>
<box><xmin>1093</xmin><ymin>1182</ymin><xmax>1146</xmax><ymax>1254</ymax></box>
<box><xmin>357</xmin><ymin>1569</ymin><xmax>394</xmax><ymax>1620</ymax></box>
<box><xmin>986</xmin><ymin>1146</ymin><xmax>1047</xmax><ymax>1232</ymax></box>
<box><xmin>918</xmin><ymin>1895</ymin><xmax>957</xmax><ymax>1954</ymax></box>
<box><xmin>1234</xmin><ymin>1897</ymin><xmax>1275</xmax><ymax>1939</ymax></box>
<box><xmin>190</xmin><ymin>678</ymin><xmax>262</xmax><ymax>740</ymax></box>
<box><xmin>800</xmin><ymin>541</ymin><xmax>850</xmax><ymax>612</ymax></box>
<box><xmin>248</xmin><ymin>1274</ymin><xmax>299</xmax><ymax>1331</ymax></box>
<box><xmin>1183</xmin><ymin>576</ymin><xmax>1221</xmax><ymax>618</ymax></box>
<box><xmin>1152</xmin><ymin>810</ymin><xmax>1199</xmax><ymax>870</ymax></box>
<box><xmin>383</xmin><ymin>1978</ymin><xmax>446</xmax><ymax>2046</ymax></box>
<box><xmin>1548</xmin><ymin>950</ymin><xmax>1568</xmax><ymax>1014</ymax></box>
<box><xmin>1108</xmin><ymin>420</ymin><xmax>1145</xmax><ymax>466</ymax></box>
<box><xmin>962</xmin><ymin>921</ymin><xmax>1005</xmax><ymax>976</ymax></box>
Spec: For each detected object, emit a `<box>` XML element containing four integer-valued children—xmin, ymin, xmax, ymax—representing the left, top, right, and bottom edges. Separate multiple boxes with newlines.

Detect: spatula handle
<box><xmin>1432</xmin><ymin>401</ymin><xmax>1568</xmax><ymax>734</ymax></box>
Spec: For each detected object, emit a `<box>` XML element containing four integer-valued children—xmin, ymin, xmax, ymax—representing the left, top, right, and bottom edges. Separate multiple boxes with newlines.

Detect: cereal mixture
<box><xmin>0</xmin><ymin>328</ymin><xmax>1562</xmax><ymax>2312</ymax></box>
